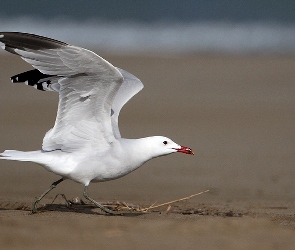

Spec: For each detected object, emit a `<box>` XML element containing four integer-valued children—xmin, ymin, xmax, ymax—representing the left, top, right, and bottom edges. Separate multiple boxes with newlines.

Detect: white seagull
<box><xmin>0</xmin><ymin>32</ymin><xmax>194</xmax><ymax>215</ymax></box>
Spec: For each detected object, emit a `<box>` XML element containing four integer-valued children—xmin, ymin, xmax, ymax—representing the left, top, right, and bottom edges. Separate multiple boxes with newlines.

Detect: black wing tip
<box><xmin>0</xmin><ymin>32</ymin><xmax>68</xmax><ymax>51</ymax></box>
<box><xmin>11</xmin><ymin>69</ymin><xmax>51</xmax><ymax>82</ymax></box>
<box><xmin>11</xmin><ymin>69</ymin><xmax>54</xmax><ymax>91</ymax></box>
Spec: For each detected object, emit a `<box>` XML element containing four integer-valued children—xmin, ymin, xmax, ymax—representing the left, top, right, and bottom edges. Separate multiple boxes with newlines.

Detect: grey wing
<box><xmin>111</xmin><ymin>68</ymin><xmax>144</xmax><ymax>138</ymax></box>
<box><xmin>0</xmin><ymin>32</ymin><xmax>123</xmax><ymax>152</ymax></box>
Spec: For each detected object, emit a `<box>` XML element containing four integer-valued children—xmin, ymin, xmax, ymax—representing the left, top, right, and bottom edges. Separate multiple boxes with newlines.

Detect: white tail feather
<box><xmin>0</xmin><ymin>150</ymin><xmax>43</xmax><ymax>162</ymax></box>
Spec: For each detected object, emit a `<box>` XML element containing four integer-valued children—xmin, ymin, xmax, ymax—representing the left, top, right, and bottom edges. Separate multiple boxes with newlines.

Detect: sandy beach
<box><xmin>0</xmin><ymin>53</ymin><xmax>294</xmax><ymax>249</ymax></box>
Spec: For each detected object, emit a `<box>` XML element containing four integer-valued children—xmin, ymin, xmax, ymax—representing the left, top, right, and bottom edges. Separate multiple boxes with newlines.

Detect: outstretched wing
<box><xmin>0</xmin><ymin>32</ymin><xmax>123</xmax><ymax>152</ymax></box>
<box><xmin>111</xmin><ymin>68</ymin><xmax>143</xmax><ymax>138</ymax></box>
<box><xmin>10</xmin><ymin>68</ymin><xmax>144</xmax><ymax>139</ymax></box>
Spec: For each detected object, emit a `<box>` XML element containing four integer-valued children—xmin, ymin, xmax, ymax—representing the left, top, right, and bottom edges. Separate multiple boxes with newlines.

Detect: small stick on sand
<box><xmin>142</xmin><ymin>189</ymin><xmax>210</xmax><ymax>212</ymax></box>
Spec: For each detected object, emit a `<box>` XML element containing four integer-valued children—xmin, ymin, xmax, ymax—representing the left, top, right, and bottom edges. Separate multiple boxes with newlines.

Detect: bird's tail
<box><xmin>0</xmin><ymin>150</ymin><xmax>43</xmax><ymax>162</ymax></box>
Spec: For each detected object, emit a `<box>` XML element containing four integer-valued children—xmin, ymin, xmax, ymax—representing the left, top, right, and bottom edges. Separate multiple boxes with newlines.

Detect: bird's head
<box><xmin>145</xmin><ymin>136</ymin><xmax>194</xmax><ymax>158</ymax></box>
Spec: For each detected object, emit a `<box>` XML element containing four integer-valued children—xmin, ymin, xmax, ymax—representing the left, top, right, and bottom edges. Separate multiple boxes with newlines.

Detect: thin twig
<box><xmin>142</xmin><ymin>189</ymin><xmax>210</xmax><ymax>212</ymax></box>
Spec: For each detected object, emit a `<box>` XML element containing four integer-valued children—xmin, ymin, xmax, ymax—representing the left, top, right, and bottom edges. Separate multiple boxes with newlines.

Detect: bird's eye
<box><xmin>163</xmin><ymin>141</ymin><xmax>168</xmax><ymax>145</ymax></box>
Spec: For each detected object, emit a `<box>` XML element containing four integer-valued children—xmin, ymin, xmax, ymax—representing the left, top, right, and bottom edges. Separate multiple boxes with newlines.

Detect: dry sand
<box><xmin>0</xmin><ymin>53</ymin><xmax>294</xmax><ymax>249</ymax></box>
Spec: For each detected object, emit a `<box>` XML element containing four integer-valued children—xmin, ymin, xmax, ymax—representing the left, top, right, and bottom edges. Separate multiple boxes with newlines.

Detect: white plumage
<box><xmin>0</xmin><ymin>32</ymin><xmax>193</xmax><ymax>214</ymax></box>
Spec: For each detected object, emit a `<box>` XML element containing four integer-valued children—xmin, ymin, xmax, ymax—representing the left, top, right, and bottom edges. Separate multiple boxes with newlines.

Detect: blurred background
<box><xmin>0</xmin><ymin>0</ymin><xmax>295</xmax><ymax>54</ymax></box>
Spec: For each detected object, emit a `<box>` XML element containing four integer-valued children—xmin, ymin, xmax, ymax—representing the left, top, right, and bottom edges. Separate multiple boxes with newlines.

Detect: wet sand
<box><xmin>0</xmin><ymin>53</ymin><xmax>294</xmax><ymax>249</ymax></box>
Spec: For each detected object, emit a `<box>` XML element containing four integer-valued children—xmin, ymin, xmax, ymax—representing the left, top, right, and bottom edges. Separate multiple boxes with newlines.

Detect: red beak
<box><xmin>175</xmin><ymin>146</ymin><xmax>194</xmax><ymax>155</ymax></box>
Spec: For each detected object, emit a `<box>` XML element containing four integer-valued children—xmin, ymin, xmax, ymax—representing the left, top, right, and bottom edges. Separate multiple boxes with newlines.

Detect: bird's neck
<box><xmin>119</xmin><ymin>137</ymin><xmax>157</xmax><ymax>165</ymax></box>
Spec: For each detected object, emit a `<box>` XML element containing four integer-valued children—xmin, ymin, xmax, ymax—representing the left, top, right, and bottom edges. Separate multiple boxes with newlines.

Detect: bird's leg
<box><xmin>31</xmin><ymin>178</ymin><xmax>64</xmax><ymax>213</ymax></box>
<box><xmin>83</xmin><ymin>185</ymin><xmax>121</xmax><ymax>215</ymax></box>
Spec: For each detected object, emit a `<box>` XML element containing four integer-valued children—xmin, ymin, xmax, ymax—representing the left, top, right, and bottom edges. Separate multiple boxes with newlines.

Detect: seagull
<box><xmin>0</xmin><ymin>32</ymin><xmax>194</xmax><ymax>215</ymax></box>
